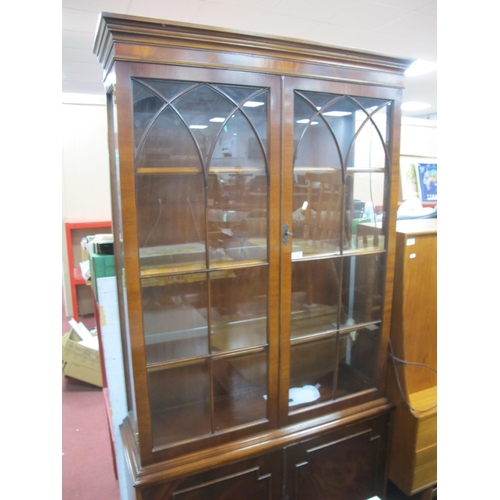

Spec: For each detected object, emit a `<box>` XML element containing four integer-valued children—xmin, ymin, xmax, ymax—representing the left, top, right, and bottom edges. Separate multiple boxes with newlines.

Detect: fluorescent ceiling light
<box><xmin>401</xmin><ymin>102</ymin><xmax>432</xmax><ymax>111</ymax></box>
<box><xmin>189</xmin><ymin>125</ymin><xmax>208</xmax><ymax>129</ymax></box>
<box><xmin>296</xmin><ymin>119</ymin><xmax>318</xmax><ymax>125</ymax></box>
<box><xmin>405</xmin><ymin>60</ymin><xmax>437</xmax><ymax>76</ymax></box>
<box><xmin>209</xmin><ymin>117</ymin><xmax>225</xmax><ymax>122</ymax></box>
<box><xmin>323</xmin><ymin>111</ymin><xmax>351</xmax><ymax>117</ymax></box>
<box><xmin>243</xmin><ymin>101</ymin><xmax>265</xmax><ymax>107</ymax></box>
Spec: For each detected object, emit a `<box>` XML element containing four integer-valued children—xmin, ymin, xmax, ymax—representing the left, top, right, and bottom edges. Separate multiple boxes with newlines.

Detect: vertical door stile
<box><xmin>278</xmin><ymin>75</ymin><xmax>293</xmax><ymax>428</ymax></box>
<box><xmin>204</xmin><ymin>154</ymin><xmax>216</xmax><ymax>435</ymax></box>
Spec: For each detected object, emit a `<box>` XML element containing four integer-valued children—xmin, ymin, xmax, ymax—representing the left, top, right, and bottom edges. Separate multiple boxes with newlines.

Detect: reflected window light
<box><xmin>209</xmin><ymin>117</ymin><xmax>225</xmax><ymax>122</ymax></box>
<box><xmin>323</xmin><ymin>111</ymin><xmax>351</xmax><ymax>117</ymax></box>
<box><xmin>296</xmin><ymin>119</ymin><xmax>318</xmax><ymax>125</ymax></box>
<box><xmin>189</xmin><ymin>125</ymin><xmax>208</xmax><ymax>129</ymax></box>
<box><xmin>243</xmin><ymin>101</ymin><xmax>265</xmax><ymax>107</ymax></box>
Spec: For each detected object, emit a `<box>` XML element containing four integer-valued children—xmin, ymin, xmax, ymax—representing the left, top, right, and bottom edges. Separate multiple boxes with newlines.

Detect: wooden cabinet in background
<box><xmin>94</xmin><ymin>12</ymin><xmax>412</xmax><ymax>499</ymax></box>
<box><xmin>387</xmin><ymin>219</ymin><xmax>437</xmax><ymax>497</ymax></box>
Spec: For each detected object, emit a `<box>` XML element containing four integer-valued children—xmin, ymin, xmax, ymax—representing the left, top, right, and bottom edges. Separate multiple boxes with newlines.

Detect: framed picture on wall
<box><xmin>416</xmin><ymin>162</ymin><xmax>437</xmax><ymax>202</ymax></box>
<box><xmin>399</xmin><ymin>156</ymin><xmax>437</xmax><ymax>202</ymax></box>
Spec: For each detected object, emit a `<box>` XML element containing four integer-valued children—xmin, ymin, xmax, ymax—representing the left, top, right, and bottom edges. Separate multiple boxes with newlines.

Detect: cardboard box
<box><xmin>90</xmin><ymin>234</ymin><xmax>114</xmax><ymax>255</ymax></box>
<box><xmin>62</xmin><ymin>323</ymin><xmax>103</xmax><ymax>387</ymax></box>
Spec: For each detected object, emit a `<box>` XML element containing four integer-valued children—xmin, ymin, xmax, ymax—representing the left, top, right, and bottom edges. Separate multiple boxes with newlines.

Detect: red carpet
<box><xmin>62</xmin><ymin>298</ymin><xmax>120</xmax><ymax>500</ymax></box>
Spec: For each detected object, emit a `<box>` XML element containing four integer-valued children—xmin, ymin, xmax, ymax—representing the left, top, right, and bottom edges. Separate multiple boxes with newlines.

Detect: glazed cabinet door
<box><xmin>115</xmin><ymin>64</ymin><xmax>281</xmax><ymax>462</ymax></box>
<box><xmin>280</xmin><ymin>77</ymin><xmax>395</xmax><ymax>426</ymax></box>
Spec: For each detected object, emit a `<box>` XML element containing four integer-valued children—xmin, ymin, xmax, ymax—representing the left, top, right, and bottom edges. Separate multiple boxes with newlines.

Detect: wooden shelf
<box><xmin>65</xmin><ymin>219</ymin><xmax>111</xmax><ymax>320</ymax></box>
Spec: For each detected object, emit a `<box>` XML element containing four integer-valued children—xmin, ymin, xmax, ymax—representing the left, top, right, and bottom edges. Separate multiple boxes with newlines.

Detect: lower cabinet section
<box><xmin>142</xmin><ymin>451</ymin><xmax>283</xmax><ymax>500</ymax></box>
<box><xmin>125</xmin><ymin>408</ymin><xmax>391</xmax><ymax>500</ymax></box>
<box><xmin>284</xmin><ymin>414</ymin><xmax>389</xmax><ymax>500</ymax></box>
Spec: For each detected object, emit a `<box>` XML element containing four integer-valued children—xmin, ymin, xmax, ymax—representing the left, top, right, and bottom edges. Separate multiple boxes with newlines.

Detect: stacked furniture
<box><xmin>388</xmin><ymin>219</ymin><xmax>437</xmax><ymax>499</ymax></box>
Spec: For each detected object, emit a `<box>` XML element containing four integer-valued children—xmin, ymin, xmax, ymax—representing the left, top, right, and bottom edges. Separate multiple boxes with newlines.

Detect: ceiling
<box><xmin>62</xmin><ymin>0</ymin><xmax>437</xmax><ymax>118</ymax></box>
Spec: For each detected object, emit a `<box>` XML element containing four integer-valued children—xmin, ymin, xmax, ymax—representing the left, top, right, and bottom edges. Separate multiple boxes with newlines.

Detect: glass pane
<box><xmin>213</xmin><ymin>84</ymin><xmax>263</xmax><ymax>106</ymax></box>
<box><xmin>173</xmin><ymin>85</ymin><xmax>237</xmax><ymax>167</ymax></box>
<box><xmin>210</xmin><ymin>267</ymin><xmax>268</xmax><ymax>352</ymax></box>
<box><xmin>143</xmin><ymin>79</ymin><xmax>195</xmax><ymax>102</ymax></box>
<box><xmin>294</xmin><ymin>93</ymin><xmax>342</xmax><ymax>170</ymax></box>
<box><xmin>207</xmin><ymin>88</ymin><xmax>269</xmax><ymax>265</ymax></box>
<box><xmin>132</xmin><ymin>85</ymin><xmax>164</xmax><ymax>152</ymax></box>
<box><xmin>349</xmin><ymin>104</ymin><xmax>388</xmax><ymax>170</ymax></box>
<box><xmin>214</xmin><ymin>85</ymin><xmax>269</xmax><ymax>153</ymax></box>
<box><xmin>210</xmin><ymin>107</ymin><xmax>267</xmax><ymax>169</ymax></box>
<box><xmin>132</xmin><ymin>80</ymin><xmax>197</xmax><ymax>154</ymax></box>
<box><xmin>290</xmin><ymin>259</ymin><xmax>342</xmax><ymax>340</ymax></box>
<box><xmin>347</xmin><ymin>171</ymin><xmax>386</xmax><ymax>252</ymax></box>
<box><xmin>141</xmin><ymin>275</ymin><xmax>209</xmax><ymax>364</ymax></box>
<box><xmin>208</xmin><ymin>172</ymin><xmax>268</xmax><ymax>264</ymax></box>
<box><xmin>341</xmin><ymin>254</ymin><xmax>385</xmax><ymax>325</ymax></box>
<box><xmin>289</xmin><ymin>337</ymin><xmax>336</xmax><ymax>409</ymax></box>
<box><xmin>291</xmin><ymin>171</ymin><xmax>344</xmax><ymax>257</ymax></box>
<box><xmin>136</xmin><ymin>105</ymin><xmax>202</xmax><ymax>170</ymax></box>
<box><xmin>213</xmin><ymin>351</ymin><xmax>267</xmax><ymax>430</ymax></box>
<box><xmin>295</xmin><ymin>92</ymin><xmax>390</xmax><ymax>171</ymax></box>
<box><xmin>136</xmin><ymin>174</ymin><xmax>208</xmax><ymax>273</ymax></box>
<box><xmin>149</xmin><ymin>360</ymin><xmax>211</xmax><ymax>447</ymax></box>
<box><xmin>337</xmin><ymin>325</ymin><xmax>380</xmax><ymax>397</ymax></box>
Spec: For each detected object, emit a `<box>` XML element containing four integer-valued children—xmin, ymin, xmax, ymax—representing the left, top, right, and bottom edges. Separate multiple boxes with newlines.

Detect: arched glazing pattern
<box><xmin>131</xmin><ymin>78</ymin><xmax>272</xmax><ymax>448</ymax></box>
<box><xmin>292</xmin><ymin>91</ymin><xmax>391</xmax><ymax>255</ymax></box>
<box><xmin>288</xmin><ymin>89</ymin><xmax>392</xmax><ymax>416</ymax></box>
<box><xmin>132</xmin><ymin>79</ymin><xmax>270</xmax><ymax>270</ymax></box>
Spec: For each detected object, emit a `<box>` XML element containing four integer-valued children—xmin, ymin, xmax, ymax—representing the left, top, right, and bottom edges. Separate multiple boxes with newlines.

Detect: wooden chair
<box><xmin>303</xmin><ymin>171</ymin><xmax>350</xmax><ymax>246</ymax></box>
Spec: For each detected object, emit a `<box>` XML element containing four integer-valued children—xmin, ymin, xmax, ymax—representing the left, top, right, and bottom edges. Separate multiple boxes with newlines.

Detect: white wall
<box><xmin>400</xmin><ymin>116</ymin><xmax>437</xmax><ymax>158</ymax></box>
<box><xmin>62</xmin><ymin>93</ymin><xmax>112</xmax><ymax>316</ymax></box>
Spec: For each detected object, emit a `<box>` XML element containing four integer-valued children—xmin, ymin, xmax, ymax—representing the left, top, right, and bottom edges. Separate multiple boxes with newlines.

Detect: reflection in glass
<box><xmin>136</xmin><ymin>105</ymin><xmax>202</xmax><ymax>170</ymax></box>
<box><xmin>291</xmin><ymin>171</ymin><xmax>344</xmax><ymax>256</ymax></box>
<box><xmin>290</xmin><ymin>259</ymin><xmax>342</xmax><ymax>340</ymax></box>
<box><xmin>206</xmin><ymin>90</ymin><xmax>268</xmax><ymax>265</ymax></box>
<box><xmin>341</xmin><ymin>254</ymin><xmax>385</xmax><ymax>325</ymax></box>
<box><xmin>211</xmin><ymin>267</ymin><xmax>268</xmax><ymax>352</ymax></box>
<box><xmin>141</xmin><ymin>276</ymin><xmax>209</xmax><ymax>365</ymax></box>
<box><xmin>347</xmin><ymin>171</ymin><xmax>386</xmax><ymax>251</ymax></box>
<box><xmin>173</xmin><ymin>85</ymin><xmax>237</xmax><ymax>166</ymax></box>
<box><xmin>294</xmin><ymin>91</ymin><xmax>390</xmax><ymax>171</ymax></box>
<box><xmin>133</xmin><ymin>79</ymin><xmax>270</xmax><ymax>270</ymax></box>
<box><xmin>292</xmin><ymin>90</ymin><xmax>390</xmax><ymax>261</ymax></box>
<box><xmin>213</xmin><ymin>351</ymin><xmax>267</xmax><ymax>430</ymax></box>
<box><xmin>337</xmin><ymin>325</ymin><xmax>380</xmax><ymax>397</ymax></box>
<box><xmin>289</xmin><ymin>337</ymin><xmax>336</xmax><ymax>408</ymax></box>
<box><xmin>136</xmin><ymin>174</ymin><xmax>210</xmax><ymax>273</ymax></box>
<box><xmin>131</xmin><ymin>78</ymin><xmax>272</xmax><ymax>447</ymax></box>
<box><xmin>349</xmin><ymin>104</ymin><xmax>388</xmax><ymax>170</ymax></box>
<box><xmin>149</xmin><ymin>360</ymin><xmax>211</xmax><ymax>447</ymax></box>
<box><xmin>294</xmin><ymin>102</ymin><xmax>342</xmax><ymax>170</ymax></box>
<box><xmin>133</xmin><ymin>79</ymin><xmax>269</xmax><ymax>172</ymax></box>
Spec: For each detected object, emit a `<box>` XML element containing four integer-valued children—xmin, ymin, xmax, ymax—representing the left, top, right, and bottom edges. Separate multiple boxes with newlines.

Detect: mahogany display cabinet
<box><xmin>94</xmin><ymin>13</ymin><xmax>412</xmax><ymax>499</ymax></box>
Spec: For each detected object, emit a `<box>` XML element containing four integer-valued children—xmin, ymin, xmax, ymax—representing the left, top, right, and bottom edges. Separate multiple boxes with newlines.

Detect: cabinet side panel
<box><xmin>401</xmin><ymin>234</ymin><xmax>437</xmax><ymax>394</ymax></box>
